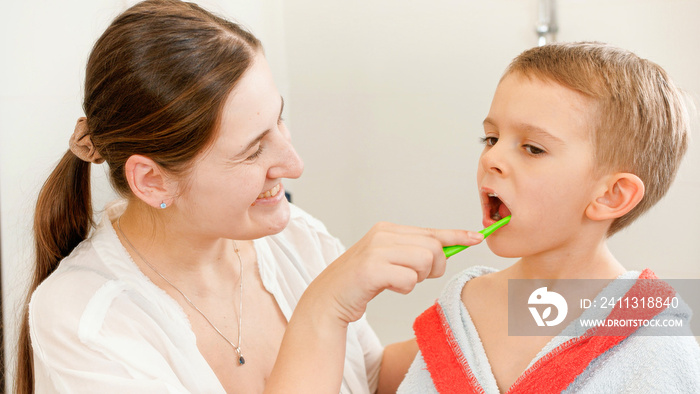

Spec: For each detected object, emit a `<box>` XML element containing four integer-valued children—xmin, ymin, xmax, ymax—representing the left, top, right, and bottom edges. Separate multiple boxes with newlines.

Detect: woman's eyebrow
<box><xmin>235</xmin><ymin>96</ymin><xmax>284</xmax><ymax>156</ymax></box>
<box><xmin>238</xmin><ymin>130</ymin><xmax>271</xmax><ymax>156</ymax></box>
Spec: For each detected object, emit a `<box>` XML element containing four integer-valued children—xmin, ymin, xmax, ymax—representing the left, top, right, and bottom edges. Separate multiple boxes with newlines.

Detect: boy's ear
<box><xmin>586</xmin><ymin>173</ymin><xmax>645</xmax><ymax>221</ymax></box>
<box><xmin>124</xmin><ymin>155</ymin><xmax>175</xmax><ymax>209</ymax></box>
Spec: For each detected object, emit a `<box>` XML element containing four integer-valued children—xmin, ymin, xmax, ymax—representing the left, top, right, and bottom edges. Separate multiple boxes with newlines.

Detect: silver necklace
<box><xmin>117</xmin><ymin>218</ymin><xmax>246</xmax><ymax>365</ymax></box>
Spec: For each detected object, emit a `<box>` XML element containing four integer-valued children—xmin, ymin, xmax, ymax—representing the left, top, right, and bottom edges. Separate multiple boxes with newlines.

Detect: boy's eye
<box><xmin>480</xmin><ymin>136</ymin><xmax>498</xmax><ymax>146</ymax></box>
<box><xmin>524</xmin><ymin>144</ymin><xmax>545</xmax><ymax>155</ymax></box>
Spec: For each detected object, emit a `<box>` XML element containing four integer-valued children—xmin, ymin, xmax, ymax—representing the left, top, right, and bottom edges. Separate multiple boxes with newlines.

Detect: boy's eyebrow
<box><xmin>519</xmin><ymin>124</ymin><xmax>565</xmax><ymax>145</ymax></box>
<box><xmin>235</xmin><ymin>96</ymin><xmax>284</xmax><ymax>156</ymax></box>
<box><xmin>483</xmin><ymin>117</ymin><xmax>565</xmax><ymax>145</ymax></box>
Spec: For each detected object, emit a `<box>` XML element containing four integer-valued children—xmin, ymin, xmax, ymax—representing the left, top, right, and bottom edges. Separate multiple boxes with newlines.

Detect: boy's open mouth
<box><xmin>487</xmin><ymin>192</ymin><xmax>512</xmax><ymax>221</ymax></box>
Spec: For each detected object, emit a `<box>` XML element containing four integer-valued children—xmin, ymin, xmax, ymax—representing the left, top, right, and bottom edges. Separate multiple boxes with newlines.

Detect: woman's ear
<box><xmin>586</xmin><ymin>173</ymin><xmax>645</xmax><ymax>221</ymax></box>
<box><xmin>124</xmin><ymin>155</ymin><xmax>175</xmax><ymax>209</ymax></box>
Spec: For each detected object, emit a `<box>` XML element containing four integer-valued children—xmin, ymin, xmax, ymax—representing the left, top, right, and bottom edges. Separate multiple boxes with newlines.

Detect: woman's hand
<box><xmin>265</xmin><ymin>223</ymin><xmax>483</xmax><ymax>393</ymax></box>
<box><xmin>309</xmin><ymin>222</ymin><xmax>484</xmax><ymax>325</ymax></box>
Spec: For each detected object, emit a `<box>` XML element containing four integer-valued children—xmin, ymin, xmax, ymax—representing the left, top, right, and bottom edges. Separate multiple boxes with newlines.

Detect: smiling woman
<box><xmin>14</xmin><ymin>1</ymin><xmax>484</xmax><ymax>393</ymax></box>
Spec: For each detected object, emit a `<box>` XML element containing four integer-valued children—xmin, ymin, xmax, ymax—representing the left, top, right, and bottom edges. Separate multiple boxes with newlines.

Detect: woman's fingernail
<box><xmin>469</xmin><ymin>232</ymin><xmax>485</xmax><ymax>241</ymax></box>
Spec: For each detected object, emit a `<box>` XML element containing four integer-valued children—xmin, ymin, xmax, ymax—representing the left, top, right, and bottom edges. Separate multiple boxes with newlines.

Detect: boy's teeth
<box><xmin>488</xmin><ymin>193</ymin><xmax>498</xmax><ymax>197</ymax></box>
<box><xmin>492</xmin><ymin>211</ymin><xmax>502</xmax><ymax>221</ymax></box>
<box><xmin>258</xmin><ymin>184</ymin><xmax>280</xmax><ymax>199</ymax></box>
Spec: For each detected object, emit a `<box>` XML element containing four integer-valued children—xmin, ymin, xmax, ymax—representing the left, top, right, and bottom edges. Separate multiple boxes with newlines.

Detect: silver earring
<box><xmin>160</xmin><ymin>201</ymin><xmax>167</xmax><ymax>209</ymax></box>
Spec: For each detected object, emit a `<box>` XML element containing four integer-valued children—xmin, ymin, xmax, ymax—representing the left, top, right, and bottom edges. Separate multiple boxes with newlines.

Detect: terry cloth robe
<box><xmin>398</xmin><ymin>266</ymin><xmax>700</xmax><ymax>394</ymax></box>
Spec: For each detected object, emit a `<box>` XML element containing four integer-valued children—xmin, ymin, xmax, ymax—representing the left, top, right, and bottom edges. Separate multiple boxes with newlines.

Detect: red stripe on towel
<box><xmin>414</xmin><ymin>269</ymin><xmax>674</xmax><ymax>393</ymax></box>
<box><xmin>414</xmin><ymin>303</ymin><xmax>484</xmax><ymax>394</ymax></box>
<box><xmin>510</xmin><ymin>269</ymin><xmax>674</xmax><ymax>393</ymax></box>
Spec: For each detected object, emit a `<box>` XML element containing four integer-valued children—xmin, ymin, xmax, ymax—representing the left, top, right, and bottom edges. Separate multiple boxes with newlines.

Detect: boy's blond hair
<box><xmin>503</xmin><ymin>42</ymin><xmax>690</xmax><ymax>235</ymax></box>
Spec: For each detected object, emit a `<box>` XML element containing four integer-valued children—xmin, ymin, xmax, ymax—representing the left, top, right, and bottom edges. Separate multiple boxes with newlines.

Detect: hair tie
<box><xmin>69</xmin><ymin>117</ymin><xmax>104</xmax><ymax>164</ymax></box>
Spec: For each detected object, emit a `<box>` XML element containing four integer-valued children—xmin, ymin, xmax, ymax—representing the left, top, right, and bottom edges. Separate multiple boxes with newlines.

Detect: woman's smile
<box><xmin>253</xmin><ymin>183</ymin><xmax>285</xmax><ymax>206</ymax></box>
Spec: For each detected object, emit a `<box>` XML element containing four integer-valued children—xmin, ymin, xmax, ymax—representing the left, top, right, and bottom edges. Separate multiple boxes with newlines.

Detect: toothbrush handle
<box><xmin>480</xmin><ymin>215</ymin><xmax>511</xmax><ymax>237</ymax></box>
<box><xmin>442</xmin><ymin>216</ymin><xmax>511</xmax><ymax>258</ymax></box>
<box><xmin>443</xmin><ymin>244</ymin><xmax>470</xmax><ymax>258</ymax></box>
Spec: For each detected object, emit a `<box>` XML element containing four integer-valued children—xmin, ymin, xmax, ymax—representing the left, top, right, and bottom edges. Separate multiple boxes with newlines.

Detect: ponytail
<box><xmin>15</xmin><ymin>0</ymin><xmax>263</xmax><ymax>391</ymax></box>
<box><xmin>16</xmin><ymin>151</ymin><xmax>93</xmax><ymax>394</ymax></box>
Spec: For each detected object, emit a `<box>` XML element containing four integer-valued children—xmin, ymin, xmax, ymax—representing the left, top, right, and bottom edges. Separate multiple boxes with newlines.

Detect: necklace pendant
<box><xmin>238</xmin><ymin>355</ymin><xmax>246</xmax><ymax>365</ymax></box>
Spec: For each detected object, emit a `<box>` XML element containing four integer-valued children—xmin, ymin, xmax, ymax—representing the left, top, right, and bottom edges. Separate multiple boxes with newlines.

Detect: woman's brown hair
<box><xmin>16</xmin><ymin>1</ymin><xmax>260</xmax><ymax>392</ymax></box>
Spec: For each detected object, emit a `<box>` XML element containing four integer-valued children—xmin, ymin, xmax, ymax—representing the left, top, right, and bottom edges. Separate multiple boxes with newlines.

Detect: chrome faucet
<box><xmin>536</xmin><ymin>0</ymin><xmax>558</xmax><ymax>46</ymax></box>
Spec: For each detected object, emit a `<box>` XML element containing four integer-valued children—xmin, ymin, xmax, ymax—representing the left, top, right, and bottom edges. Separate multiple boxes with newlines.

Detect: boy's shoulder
<box><xmin>566</xmin><ymin>334</ymin><xmax>700</xmax><ymax>393</ymax></box>
<box><xmin>444</xmin><ymin>265</ymin><xmax>506</xmax><ymax>316</ymax></box>
<box><xmin>441</xmin><ymin>265</ymin><xmax>499</xmax><ymax>299</ymax></box>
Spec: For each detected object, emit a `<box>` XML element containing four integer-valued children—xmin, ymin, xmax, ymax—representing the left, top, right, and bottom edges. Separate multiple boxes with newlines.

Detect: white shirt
<box><xmin>30</xmin><ymin>200</ymin><xmax>383</xmax><ymax>393</ymax></box>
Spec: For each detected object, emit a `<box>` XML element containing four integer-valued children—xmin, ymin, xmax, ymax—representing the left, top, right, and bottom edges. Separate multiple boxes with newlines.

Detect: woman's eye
<box><xmin>480</xmin><ymin>136</ymin><xmax>498</xmax><ymax>147</ymax></box>
<box><xmin>246</xmin><ymin>146</ymin><xmax>264</xmax><ymax>160</ymax></box>
<box><xmin>524</xmin><ymin>144</ymin><xmax>545</xmax><ymax>155</ymax></box>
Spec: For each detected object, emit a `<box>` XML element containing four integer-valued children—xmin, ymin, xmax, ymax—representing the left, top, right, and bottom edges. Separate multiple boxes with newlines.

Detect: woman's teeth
<box><xmin>258</xmin><ymin>184</ymin><xmax>281</xmax><ymax>199</ymax></box>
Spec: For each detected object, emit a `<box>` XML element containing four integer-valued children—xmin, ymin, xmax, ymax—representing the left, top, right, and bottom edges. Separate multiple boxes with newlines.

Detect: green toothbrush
<box><xmin>443</xmin><ymin>215</ymin><xmax>511</xmax><ymax>258</ymax></box>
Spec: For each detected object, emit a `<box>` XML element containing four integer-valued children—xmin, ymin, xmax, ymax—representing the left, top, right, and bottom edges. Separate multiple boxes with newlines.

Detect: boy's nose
<box><xmin>480</xmin><ymin>146</ymin><xmax>506</xmax><ymax>175</ymax></box>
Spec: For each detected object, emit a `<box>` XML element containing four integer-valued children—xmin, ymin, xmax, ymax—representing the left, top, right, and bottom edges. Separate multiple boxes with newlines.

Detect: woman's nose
<box><xmin>282</xmin><ymin>145</ymin><xmax>304</xmax><ymax>179</ymax></box>
<box><xmin>268</xmin><ymin>126</ymin><xmax>304</xmax><ymax>180</ymax></box>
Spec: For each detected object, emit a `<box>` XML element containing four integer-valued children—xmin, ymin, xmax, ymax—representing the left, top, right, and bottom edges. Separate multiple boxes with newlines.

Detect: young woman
<box><xmin>17</xmin><ymin>1</ymin><xmax>483</xmax><ymax>393</ymax></box>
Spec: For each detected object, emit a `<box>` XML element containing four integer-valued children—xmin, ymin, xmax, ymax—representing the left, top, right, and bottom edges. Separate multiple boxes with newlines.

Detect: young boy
<box><xmin>398</xmin><ymin>42</ymin><xmax>700</xmax><ymax>393</ymax></box>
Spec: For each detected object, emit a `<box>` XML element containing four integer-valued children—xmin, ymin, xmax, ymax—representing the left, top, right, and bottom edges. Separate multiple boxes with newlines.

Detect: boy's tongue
<box><xmin>493</xmin><ymin>201</ymin><xmax>512</xmax><ymax>221</ymax></box>
<box><xmin>499</xmin><ymin>203</ymin><xmax>512</xmax><ymax>219</ymax></box>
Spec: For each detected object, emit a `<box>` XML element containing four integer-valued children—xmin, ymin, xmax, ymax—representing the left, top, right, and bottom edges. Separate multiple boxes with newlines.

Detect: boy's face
<box><xmin>477</xmin><ymin>72</ymin><xmax>603</xmax><ymax>258</ymax></box>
